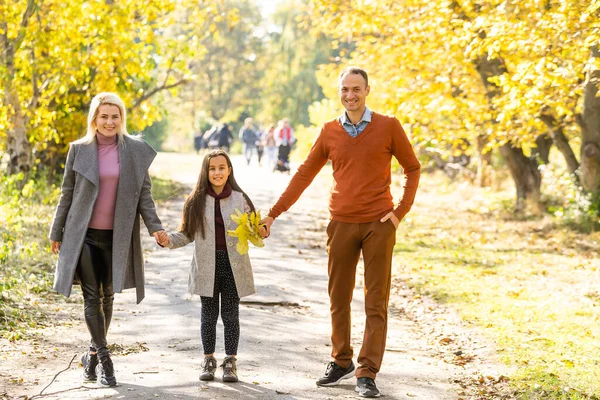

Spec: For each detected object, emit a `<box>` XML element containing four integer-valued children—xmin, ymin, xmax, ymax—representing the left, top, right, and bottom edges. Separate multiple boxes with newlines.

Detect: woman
<box><xmin>265</xmin><ymin>125</ymin><xmax>277</xmax><ymax>170</ymax></box>
<box><xmin>49</xmin><ymin>92</ymin><xmax>165</xmax><ymax>387</ymax></box>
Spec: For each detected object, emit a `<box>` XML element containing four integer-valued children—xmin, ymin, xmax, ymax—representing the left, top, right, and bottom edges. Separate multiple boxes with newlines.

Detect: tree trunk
<box><xmin>475</xmin><ymin>53</ymin><xmax>543</xmax><ymax>211</ymax></box>
<box><xmin>580</xmin><ymin>45</ymin><xmax>600</xmax><ymax>195</ymax></box>
<box><xmin>5</xmin><ymin>88</ymin><xmax>32</xmax><ymax>177</ymax></box>
<box><xmin>539</xmin><ymin>111</ymin><xmax>579</xmax><ymax>175</ymax></box>
<box><xmin>534</xmin><ymin>133</ymin><xmax>552</xmax><ymax>165</ymax></box>
<box><xmin>2</xmin><ymin>0</ymin><xmax>36</xmax><ymax>179</ymax></box>
<box><xmin>499</xmin><ymin>143</ymin><xmax>542</xmax><ymax>213</ymax></box>
<box><xmin>476</xmin><ymin>135</ymin><xmax>492</xmax><ymax>187</ymax></box>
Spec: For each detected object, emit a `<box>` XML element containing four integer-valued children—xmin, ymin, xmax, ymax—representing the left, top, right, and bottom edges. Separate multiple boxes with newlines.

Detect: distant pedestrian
<box><xmin>255</xmin><ymin>128</ymin><xmax>265</xmax><ymax>166</ymax></box>
<box><xmin>156</xmin><ymin>150</ymin><xmax>266</xmax><ymax>383</ymax></box>
<box><xmin>239</xmin><ymin>118</ymin><xmax>258</xmax><ymax>165</ymax></box>
<box><xmin>276</xmin><ymin>118</ymin><xmax>295</xmax><ymax>148</ymax></box>
<box><xmin>194</xmin><ymin>130</ymin><xmax>203</xmax><ymax>154</ymax></box>
<box><xmin>264</xmin><ymin>125</ymin><xmax>277</xmax><ymax>170</ymax></box>
<box><xmin>218</xmin><ymin>124</ymin><xmax>233</xmax><ymax>152</ymax></box>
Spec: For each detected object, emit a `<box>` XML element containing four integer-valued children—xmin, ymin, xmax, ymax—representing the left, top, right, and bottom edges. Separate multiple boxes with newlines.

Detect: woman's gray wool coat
<box><xmin>168</xmin><ymin>191</ymin><xmax>256</xmax><ymax>298</ymax></box>
<box><xmin>49</xmin><ymin>135</ymin><xmax>164</xmax><ymax>304</ymax></box>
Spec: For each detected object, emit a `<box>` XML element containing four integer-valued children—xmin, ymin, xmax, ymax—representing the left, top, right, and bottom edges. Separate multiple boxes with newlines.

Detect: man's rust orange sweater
<box><xmin>268</xmin><ymin>112</ymin><xmax>421</xmax><ymax>223</ymax></box>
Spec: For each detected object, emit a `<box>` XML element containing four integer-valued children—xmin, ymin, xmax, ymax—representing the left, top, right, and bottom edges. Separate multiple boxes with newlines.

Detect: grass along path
<box><xmin>0</xmin><ymin>176</ymin><xmax>184</xmax><ymax>341</ymax></box>
<box><xmin>394</xmin><ymin>172</ymin><xmax>600</xmax><ymax>399</ymax></box>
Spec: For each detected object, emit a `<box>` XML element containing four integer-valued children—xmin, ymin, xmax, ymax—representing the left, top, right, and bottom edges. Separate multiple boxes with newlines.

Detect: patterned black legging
<box><xmin>200</xmin><ymin>250</ymin><xmax>240</xmax><ymax>355</ymax></box>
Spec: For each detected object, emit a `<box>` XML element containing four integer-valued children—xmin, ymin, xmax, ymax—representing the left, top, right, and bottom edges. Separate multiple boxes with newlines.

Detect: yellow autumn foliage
<box><xmin>307</xmin><ymin>0</ymin><xmax>600</xmax><ymax>152</ymax></box>
<box><xmin>0</xmin><ymin>0</ymin><xmax>241</xmax><ymax>172</ymax></box>
<box><xmin>226</xmin><ymin>209</ymin><xmax>265</xmax><ymax>255</ymax></box>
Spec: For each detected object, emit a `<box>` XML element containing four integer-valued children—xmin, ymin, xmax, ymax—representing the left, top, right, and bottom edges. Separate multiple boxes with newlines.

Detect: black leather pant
<box><xmin>77</xmin><ymin>228</ymin><xmax>114</xmax><ymax>355</ymax></box>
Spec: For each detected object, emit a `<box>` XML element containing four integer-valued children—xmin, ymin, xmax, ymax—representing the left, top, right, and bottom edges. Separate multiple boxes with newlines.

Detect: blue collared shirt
<box><xmin>339</xmin><ymin>107</ymin><xmax>372</xmax><ymax>137</ymax></box>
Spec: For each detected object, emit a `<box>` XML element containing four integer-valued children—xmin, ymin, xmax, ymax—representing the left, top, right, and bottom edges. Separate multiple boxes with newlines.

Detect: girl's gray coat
<box><xmin>49</xmin><ymin>135</ymin><xmax>163</xmax><ymax>304</ymax></box>
<box><xmin>168</xmin><ymin>191</ymin><xmax>256</xmax><ymax>298</ymax></box>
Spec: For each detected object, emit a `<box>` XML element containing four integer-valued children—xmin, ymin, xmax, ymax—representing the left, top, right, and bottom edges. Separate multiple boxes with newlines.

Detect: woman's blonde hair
<box><xmin>80</xmin><ymin>92</ymin><xmax>129</xmax><ymax>144</ymax></box>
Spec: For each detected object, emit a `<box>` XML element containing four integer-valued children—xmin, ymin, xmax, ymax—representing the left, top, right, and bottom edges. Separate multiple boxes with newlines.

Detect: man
<box><xmin>260</xmin><ymin>67</ymin><xmax>420</xmax><ymax>398</ymax></box>
<box><xmin>239</xmin><ymin>117</ymin><xmax>258</xmax><ymax>165</ymax></box>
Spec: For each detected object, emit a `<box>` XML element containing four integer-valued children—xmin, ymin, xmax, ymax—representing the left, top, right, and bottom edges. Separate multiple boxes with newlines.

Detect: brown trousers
<box><xmin>326</xmin><ymin>219</ymin><xmax>396</xmax><ymax>379</ymax></box>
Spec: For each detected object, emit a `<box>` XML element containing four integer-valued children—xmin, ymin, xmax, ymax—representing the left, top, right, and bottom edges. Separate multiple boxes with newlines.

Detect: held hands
<box><xmin>258</xmin><ymin>225</ymin><xmax>268</xmax><ymax>238</ymax></box>
<box><xmin>259</xmin><ymin>216</ymin><xmax>273</xmax><ymax>238</ymax></box>
<box><xmin>380</xmin><ymin>212</ymin><xmax>400</xmax><ymax>229</ymax></box>
<box><xmin>50</xmin><ymin>240</ymin><xmax>61</xmax><ymax>254</ymax></box>
<box><xmin>152</xmin><ymin>230</ymin><xmax>170</xmax><ymax>247</ymax></box>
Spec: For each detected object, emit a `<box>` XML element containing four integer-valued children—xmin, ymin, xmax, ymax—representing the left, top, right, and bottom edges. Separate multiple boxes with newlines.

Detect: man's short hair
<box><xmin>338</xmin><ymin>66</ymin><xmax>369</xmax><ymax>87</ymax></box>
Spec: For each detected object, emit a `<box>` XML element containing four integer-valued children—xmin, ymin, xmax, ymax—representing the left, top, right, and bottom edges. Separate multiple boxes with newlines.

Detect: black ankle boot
<box><xmin>96</xmin><ymin>353</ymin><xmax>117</xmax><ymax>387</ymax></box>
<box><xmin>81</xmin><ymin>350</ymin><xmax>98</xmax><ymax>381</ymax></box>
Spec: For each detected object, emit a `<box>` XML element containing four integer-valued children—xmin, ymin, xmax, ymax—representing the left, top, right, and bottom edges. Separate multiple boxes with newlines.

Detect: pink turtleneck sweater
<box><xmin>88</xmin><ymin>134</ymin><xmax>120</xmax><ymax>230</ymax></box>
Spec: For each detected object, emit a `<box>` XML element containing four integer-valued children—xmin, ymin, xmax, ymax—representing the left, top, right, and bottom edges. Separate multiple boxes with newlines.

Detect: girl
<box><xmin>159</xmin><ymin>150</ymin><xmax>260</xmax><ymax>382</ymax></box>
<box><xmin>49</xmin><ymin>92</ymin><xmax>165</xmax><ymax>387</ymax></box>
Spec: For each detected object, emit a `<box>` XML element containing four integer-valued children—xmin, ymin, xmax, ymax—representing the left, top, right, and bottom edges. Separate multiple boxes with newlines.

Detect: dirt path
<box><xmin>1</xmin><ymin>153</ymin><xmax>511</xmax><ymax>399</ymax></box>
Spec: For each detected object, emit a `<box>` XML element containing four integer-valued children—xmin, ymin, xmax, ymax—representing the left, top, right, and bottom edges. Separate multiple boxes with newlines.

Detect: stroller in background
<box><xmin>274</xmin><ymin>141</ymin><xmax>291</xmax><ymax>173</ymax></box>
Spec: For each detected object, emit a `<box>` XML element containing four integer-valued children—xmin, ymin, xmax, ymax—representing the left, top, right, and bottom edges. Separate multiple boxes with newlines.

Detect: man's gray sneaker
<box><xmin>199</xmin><ymin>355</ymin><xmax>217</xmax><ymax>381</ymax></box>
<box><xmin>221</xmin><ymin>356</ymin><xmax>238</xmax><ymax>382</ymax></box>
<box><xmin>355</xmin><ymin>377</ymin><xmax>380</xmax><ymax>398</ymax></box>
<box><xmin>316</xmin><ymin>361</ymin><xmax>355</xmax><ymax>386</ymax></box>
<box><xmin>81</xmin><ymin>351</ymin><xmax>98</xmax><ymax>382</ymax></box>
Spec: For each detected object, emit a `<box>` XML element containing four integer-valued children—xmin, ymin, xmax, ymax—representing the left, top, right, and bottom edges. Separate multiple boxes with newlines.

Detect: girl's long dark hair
<box><xmin>180</xmin><ymin>149</ymin><xmax>256</xmax><ymax>240</ymax></box>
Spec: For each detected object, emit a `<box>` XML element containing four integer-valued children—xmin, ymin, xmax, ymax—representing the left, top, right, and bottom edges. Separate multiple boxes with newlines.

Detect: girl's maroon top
<box><xmin>207</xmin><ymin>183</ymin><xmax>232</xmax><ymax>251</ymax></box>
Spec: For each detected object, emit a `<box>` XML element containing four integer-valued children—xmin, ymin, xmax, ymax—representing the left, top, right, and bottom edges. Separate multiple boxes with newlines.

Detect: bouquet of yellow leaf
<box><xmin>227</xmin><ymin>209</ymin><xmax>265</xmax><ymax>255</ymax></box>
